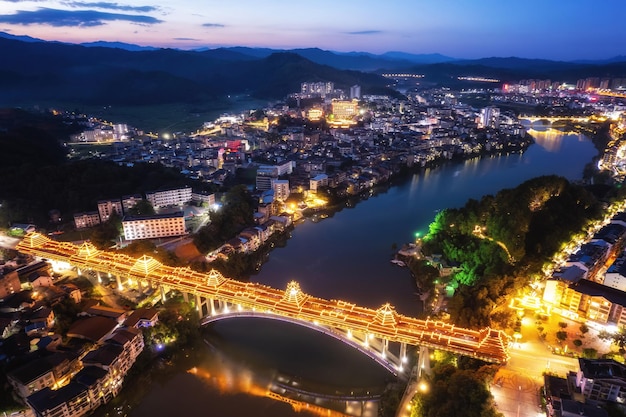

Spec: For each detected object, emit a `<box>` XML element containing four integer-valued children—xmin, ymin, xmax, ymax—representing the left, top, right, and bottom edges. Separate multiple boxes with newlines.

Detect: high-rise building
<box><xmin>350</xmin><ymin>85</ymin><xmax>361</xmax><ymax>100</ymax></box>
<box><xmin>479</xmin><ymin>106</ymin><xmax>500</xmax><ymax>129</ymax></box>
<box><xmin>301</xmin><ymin>81</ymin><xmax>334</xmax><ymax>97</ymax></box>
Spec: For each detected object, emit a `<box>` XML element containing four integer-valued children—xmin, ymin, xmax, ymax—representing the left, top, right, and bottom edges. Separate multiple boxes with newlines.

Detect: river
<box><xmin>97</xmin><ymin>128</ymin><xmax>597</xmax><ymax>417</ymax></box>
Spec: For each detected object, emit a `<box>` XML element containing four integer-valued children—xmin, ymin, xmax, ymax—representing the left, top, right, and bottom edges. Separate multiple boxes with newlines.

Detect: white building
<box><xmin>272</xmin><ymin>180</ymin><xmax>290</xmax><ymax>201</ymax></box>
<box><xmin>145</xmin><ymin>187</ymin><xmax>192</xmax><ymax>208</ymax></box>
<box><xmin>479</xmin><ymin>106</ymin><xmax>500</xmax><ymax>128</ymax></box>
<box><xmin>310</xmin><ymin>174</ymin><xmax>329</xmax><ymax>192</ymax></box>
<box><xmin>350</xmin><ymin>84</ymin><xmax>361</xmax><ymax>100</ymax></box>
<box><xmin>191</xmin><ymin>191</ymin><xmax>216</xmax><ymax>206</ymax></box>
<box><xmin>122</xmin><ymin>212</ymin><xmax>186</xmax><ymax>241</ymax></box>
<box><xmin>604</xmin><ymin>253</ymin><xmax>626</xmax><ymax>291</ymax></box>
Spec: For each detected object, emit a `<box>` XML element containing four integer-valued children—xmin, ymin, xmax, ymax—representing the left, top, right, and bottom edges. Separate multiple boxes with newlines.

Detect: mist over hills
<box><xmin>0</xmin><ymin>31</ymin><xmax>625</xmax><ymax>108</ymax></box>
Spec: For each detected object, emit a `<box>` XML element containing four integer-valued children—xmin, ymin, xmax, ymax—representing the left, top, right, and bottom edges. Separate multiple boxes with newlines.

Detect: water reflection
<box><xmin>528</xmin><ymin>128</ymin><xmax>581</xmax><ymax>152</ymax></box>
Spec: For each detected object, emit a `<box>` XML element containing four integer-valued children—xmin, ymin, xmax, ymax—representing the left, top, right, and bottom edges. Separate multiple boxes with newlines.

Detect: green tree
<box><xmin>580</xmin><ymin>323</ymin><xmax>589</xmax><ymax>335</ymax></box>
<box><xmin>128</xmin><ymin>199</ymin><xmax>156</xmax><ymax>216</ymax></box>
<box><xmin>416</xmin><ymin>363</ymin><xmax>500</xmax><ymax>417</ymax></box>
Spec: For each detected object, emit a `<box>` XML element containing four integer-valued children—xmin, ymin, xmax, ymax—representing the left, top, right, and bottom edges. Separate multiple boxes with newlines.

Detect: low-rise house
<box><xmin>66</xmin><ymin>317</ymin><xmax>118</xmax><ymax>344</ymax></box>
<box><xmin>81</xmin><ymin>305</ymin><xmax>127</xmax><ymax>325</ymax></box>
<box><xmin>123</xmin><ymin>308</ymin><xmax>159</xmax><ymax>329</ymax></box>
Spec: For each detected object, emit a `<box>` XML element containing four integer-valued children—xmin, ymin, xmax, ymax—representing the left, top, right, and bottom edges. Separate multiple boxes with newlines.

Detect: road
<box><xmin>0</xmin><ymin>233</ymin><xmax>19</xmax><ymax>249</ymax></box>
<box><xmin>491</xmin><ymin>314</ymin><xmax>578</xmax><ymax>417</ymax></box>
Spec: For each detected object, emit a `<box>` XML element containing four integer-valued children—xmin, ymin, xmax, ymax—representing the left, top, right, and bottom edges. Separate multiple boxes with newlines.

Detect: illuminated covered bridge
<box><xmin>16</xmin><ymin>233</ymin><xmax>510</xmax><ymax>374</ymax></box>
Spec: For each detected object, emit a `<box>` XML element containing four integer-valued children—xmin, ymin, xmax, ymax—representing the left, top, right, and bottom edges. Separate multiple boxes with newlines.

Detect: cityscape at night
<box><xmin>0</xmin><ymin>1</ymin><xmax>626</xmax><ymax>417</ymax></box>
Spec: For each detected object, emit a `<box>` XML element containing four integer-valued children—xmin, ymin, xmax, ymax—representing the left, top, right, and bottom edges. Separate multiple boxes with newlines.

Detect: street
<box><xmin>492</xmin><ymin>314</ymin><xmax>579</xmax><ymax>417</ymax></box>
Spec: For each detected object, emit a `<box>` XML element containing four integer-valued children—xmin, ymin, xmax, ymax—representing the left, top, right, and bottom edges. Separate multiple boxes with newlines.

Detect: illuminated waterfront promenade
<box><xmin>16</xmin><ymin>233</ymin><xmax>510</xmax><ymax>368</ymax></box>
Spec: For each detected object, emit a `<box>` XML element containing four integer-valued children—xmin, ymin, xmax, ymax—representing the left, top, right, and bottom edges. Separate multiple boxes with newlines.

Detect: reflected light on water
<box><xmin>187</xmin><ymin>364</ymin><xmax>351</xmax><ymax>417</ymax></box>
<box><xmin>529</xmin><ymin>128</ymin><xmax>575</xmax><ymax>153</ymax></box>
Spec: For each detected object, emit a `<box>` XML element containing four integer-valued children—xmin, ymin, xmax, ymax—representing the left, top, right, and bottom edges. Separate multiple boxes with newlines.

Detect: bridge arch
<box><xmin>201</xmin><ymin>311</ymin><xmax>404</xmax><ymax>376</ymax></box>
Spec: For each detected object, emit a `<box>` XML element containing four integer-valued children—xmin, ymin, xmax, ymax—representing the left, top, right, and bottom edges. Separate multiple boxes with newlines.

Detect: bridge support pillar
<box><xmin>400</xmin><ymin>343</ymin><xmax>407</xmax><ymax>364</ymax></box>
<box><xmin>418</xmin><ymin>345</ymin><xmax>431</xmax><ymax>377</ymax></box>
<box><xmin>77</xmin><ymin>267</ymin><xmax>81</xmax><ymax>276</ymax></box>
<box><xmin>96</xmin><ymin>271</ymin><xmax>101</xmax><ymax>284</ymax></box>
<box><xmin>209</xmin><ymin>298</ymin><xmax>216</xmax><ymax>315</ymax></box>
<box><xmin>382</xmin><ymin>339</ymin><xmax>389</xmax><ymax>357</ymax></box>
<box><xmin>161</xmin><ymin>285</ymin><xmax>167</xmax><ymax>303</ymax></box>
<box><xmin>195</xmin><ymin>294</ymin><xmax>203</xmax><ymax>318</ymax></box>
<box><xmin>115</xmin><ymin>275</ymin><xmax>123</xmax><ymax>291</ymax></box>
<box><xmin>182</xmin><ymin>292</ymin><xmax>189</xmax><ymax>303</ymax></box>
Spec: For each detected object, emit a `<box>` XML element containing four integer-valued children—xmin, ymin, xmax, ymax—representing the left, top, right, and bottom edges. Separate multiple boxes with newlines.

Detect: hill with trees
<box><xmin>0</xmin><ymin>109</ymin><xmax>210</xmax><ymax>227</ymax></box>
<box><xmin>421</xmin><ymin>175</ymin><xmax>616</xmax><ymax>328</ymax></box>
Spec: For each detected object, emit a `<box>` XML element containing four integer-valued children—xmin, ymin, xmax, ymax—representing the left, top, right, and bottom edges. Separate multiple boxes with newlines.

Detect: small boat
<box><xmin>390</xmin><ymin>259</ymin><xmax>406</xmax><ymax>267</ymax></box>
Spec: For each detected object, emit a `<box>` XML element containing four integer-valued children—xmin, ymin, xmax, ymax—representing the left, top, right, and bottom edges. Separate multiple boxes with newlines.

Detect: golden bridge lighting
<box><xmin>16</xmin><ymin>233</ymin><xmax>511</xmax><ymax>364</ymax></box>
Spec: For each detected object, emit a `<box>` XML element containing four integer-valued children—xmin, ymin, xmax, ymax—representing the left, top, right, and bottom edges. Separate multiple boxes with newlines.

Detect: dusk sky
<box><xmin>0</xmin><ymin>0</ymin><xmax>624</xmax><ymax>60</ymax></box>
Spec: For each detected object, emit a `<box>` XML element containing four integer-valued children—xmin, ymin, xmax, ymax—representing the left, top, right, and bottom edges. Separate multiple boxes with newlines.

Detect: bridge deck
<box><xmin>17</xmin><ymin>233</ymin><xmax>510</xmax><ymax>363</ymax></box>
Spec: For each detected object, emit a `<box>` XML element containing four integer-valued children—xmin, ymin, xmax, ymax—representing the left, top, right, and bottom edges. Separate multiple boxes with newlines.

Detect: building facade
<box><xmin>73</xmin><ymin>212</ymin><xmax>101</xmax><ymax>229</ymax></box>
<box><xmin>97</xmin><ymin>199</ymin><xmax>123</xmax><ymax>222</ymax></box>
<box><xmin>145</xmin><ymin>187</ymin><xmax>192</xmax><ymax>208</ymax></box>
<box><xmin>122</xmin><ymin>212</ymin><xmax>186</xmax><ymax>241</ymax></box>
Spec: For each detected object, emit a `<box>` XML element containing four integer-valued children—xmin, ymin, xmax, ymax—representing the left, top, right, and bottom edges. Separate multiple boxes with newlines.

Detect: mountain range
<box><xmin>0</xmin><ymin>31</ymin><xmax>625</xmax><ymax>108</ymax></box>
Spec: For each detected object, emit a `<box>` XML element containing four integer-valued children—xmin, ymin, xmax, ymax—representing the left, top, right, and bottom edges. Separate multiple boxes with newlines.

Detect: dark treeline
<box><xmin>423</xmin><ymin>175</ymin><xmax>620</xmax><ymax>329</ymax></box>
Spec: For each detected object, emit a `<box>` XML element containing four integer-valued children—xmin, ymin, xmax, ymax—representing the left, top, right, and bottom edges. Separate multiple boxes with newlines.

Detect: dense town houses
<box><xmin>0</xmin><ymin>256</ymin><xmax>153</xmax><ymax>417</ymax></box>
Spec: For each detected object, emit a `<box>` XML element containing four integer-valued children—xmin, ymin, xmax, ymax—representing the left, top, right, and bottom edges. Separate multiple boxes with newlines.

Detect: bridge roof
<box><xmin>16</xmin><ymin>233</ymin><xmax>511</xmax><ymax>364</ymax></box>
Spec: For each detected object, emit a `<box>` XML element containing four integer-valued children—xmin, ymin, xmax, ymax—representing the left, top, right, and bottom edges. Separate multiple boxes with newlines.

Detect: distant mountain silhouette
<box><xmin>79</xmin><ymin>41</ymin><xmax>158</xmax><ymax>51</ymax></box>
<box><xmin>0</xmin><ymin>37</ymin><xmax>396</xmax><ymax>106</ymax></box>
<box><xmin>1</xmin><ymin>33</ymin><xmax>625</xmax><ymax>108</ymax></box>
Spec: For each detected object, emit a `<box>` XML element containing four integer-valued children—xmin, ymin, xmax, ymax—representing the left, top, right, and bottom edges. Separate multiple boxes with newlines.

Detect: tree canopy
<box><xmin>422</xmin><ymin>175</ymin><xmax>607</xmax><ymax>328</ymax></box>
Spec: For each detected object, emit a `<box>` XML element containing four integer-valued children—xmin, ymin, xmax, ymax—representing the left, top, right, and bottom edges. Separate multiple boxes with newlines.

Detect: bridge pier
<box><xmin>417</xmin><ymin>345</ymin><xmax>431</xmax><ymax>377</ymax></box>
<box><xmin>115</xmin><ymin>274</ymin><xmax>123</xmax><ymax>291</ymax></box>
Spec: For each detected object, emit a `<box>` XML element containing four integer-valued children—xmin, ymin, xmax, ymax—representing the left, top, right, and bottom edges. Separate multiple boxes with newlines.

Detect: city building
<box><xmin>332</xmin><ymin>99</ymin><xmax>359</xmax><ymax>121</ymax></box>
<box><xmin>0</xmin><ymin>270</ymin><xmax>21</xmax><ymax>299</ymax></box>
<box><xmin>122</xmin><ymin>212</ymin><xmax>186</xmax><ymax>241</ymax></box>
<box><xmin>543</xmin><ymin>278</ymin><xmax>626</xmax><ymax>327</ymax></box>
<box><xmin>191</xmin><ymin>191</ymin><xmax>216</xmax><ymax>206</ymax></box>
<box><xmin>121</xmin><ymin>194</ymin><xmax>142</xmax><ymax>214</ymax></box>
<box><xmin>97</xmin><ymin>199</ymin><xmax>122</xmax><ymax>222</ymax></box>
<box><xmin>272</xmin><ymin>179</ymin><xmax>290</xmax><ymax>201</ymax></box>
<box><xmin>301</xmin><ymin>81</ymin><xmax>334</xmax><ymax>98</ymax></box>
<box><xmin>310</xmin><ymin>174</ymin><xmax>329</xmax><ymax>192</ymax></box>
<box><xmin>350</xmin><ymin>85</ymin><xmax>361</xmax><ymax>100</ymax></box>
<box><xmin>479</xmin><ymin>106</ymin><xmax>500</xmax><ymax>129</ymax></box>
<box><xmin>73</xmin><ymin>212</ymin><xmax>101</xmax><ymax>229</ymax></box>
<box><xmin>306</xmin><ymin>107</ymin><xmax>324</xmax><ymax>121</ymax></box>
<box><xmin>604</xmin><ymin>252</ymin><xmax>626</xmax><ymax>291</ymax></box>
<box><xmin>8</xmin><ymin>353</ymin><xmax>79</xmax><ymax>400</ymax></box>
<box><xmin>576</xmin><ymin>358</ymin><xmax>626</xmax><ymax>404</ymax></box>
<box><xmin>145</xmin><ymin>186</ymin><xmax>192</xmax><ymax>208</ymax></box>
<box><xmin>256</xmin><ymin>162</ymin><xmax>294</xmax><ymax>191</ymax></box>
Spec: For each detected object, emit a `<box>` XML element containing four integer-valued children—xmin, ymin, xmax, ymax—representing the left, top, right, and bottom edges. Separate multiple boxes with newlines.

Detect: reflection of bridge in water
<box><xmin>16</xmin><ymin>233</ymin><xmax>510</xmax><ymax>376</ymax></box>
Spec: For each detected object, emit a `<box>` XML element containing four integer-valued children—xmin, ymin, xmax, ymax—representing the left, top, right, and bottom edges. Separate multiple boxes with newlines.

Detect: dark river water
<box><xmin>100</xmin><ymin>128</ymin><xmax>597</xmax><ymax>417</ymax></box>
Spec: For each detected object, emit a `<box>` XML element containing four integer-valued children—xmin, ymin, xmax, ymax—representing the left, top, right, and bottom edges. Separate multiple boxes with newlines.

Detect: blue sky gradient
<box><xmin>0</xmin><ymin>0</ymin><xmax>624</xmax><ymax>60</ymax></box>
